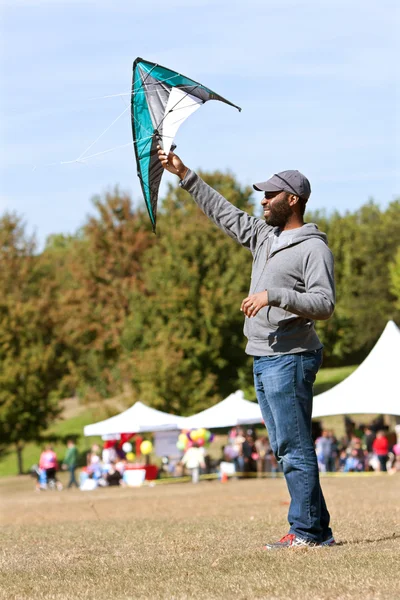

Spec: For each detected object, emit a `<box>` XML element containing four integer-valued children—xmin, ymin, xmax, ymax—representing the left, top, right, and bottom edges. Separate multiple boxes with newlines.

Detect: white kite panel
<box><xmin>162</xmin><ymin>87</ymin><xmax>203</xmax><ymax>155</ymax></box>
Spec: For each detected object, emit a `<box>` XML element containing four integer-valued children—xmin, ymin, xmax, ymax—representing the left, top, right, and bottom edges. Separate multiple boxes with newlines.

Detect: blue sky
<box><xmin>1</xmin><ymin>0</ymin><xmax>399</xmax><ymax>248</ymax></box>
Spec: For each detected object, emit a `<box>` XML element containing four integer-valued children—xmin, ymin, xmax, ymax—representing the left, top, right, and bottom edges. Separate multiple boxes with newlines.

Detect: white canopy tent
<box><xmin>181</xmin><ymin>390</ymin><xmax>263</xmax><ymax>430</ymax></box>
<box><xmin>84</xmin><ymin>401</ymin><xmax>185</xmax><ymax>437</ymax></box>
<box><xmin>312</xmin><ymin>320</ymin><xmax>400</xmax><ymax>418</ymax></box>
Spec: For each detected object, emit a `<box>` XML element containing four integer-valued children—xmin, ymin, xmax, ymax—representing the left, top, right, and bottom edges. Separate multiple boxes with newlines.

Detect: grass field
<box><xmin>0</xmin><ymin>473</ymin><xmax>399</xmax><ymax>600</ymax></box>
<box><xmin>0</xmin><ymin>366</ymin><xmax>360</xmax><ymax>478</ymax></box>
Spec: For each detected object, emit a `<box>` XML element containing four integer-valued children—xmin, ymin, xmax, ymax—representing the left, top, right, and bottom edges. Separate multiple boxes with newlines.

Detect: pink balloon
<box><xmin>197</xmin><ymin>438</ymin><xmax>205</xmax><ymax>447</ymax></box>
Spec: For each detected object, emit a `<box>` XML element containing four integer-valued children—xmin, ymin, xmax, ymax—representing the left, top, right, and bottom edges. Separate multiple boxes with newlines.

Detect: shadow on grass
<box><xmin>337</xmin><ymin>533</ymin><xmax>400</xmax><ymax>546</ymax></box>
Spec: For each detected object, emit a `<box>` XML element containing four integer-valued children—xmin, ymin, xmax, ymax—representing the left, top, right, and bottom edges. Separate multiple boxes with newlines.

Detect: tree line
<box><xmin>0</xmin><ymin>171</ymin><xmax>399</xmax><ymax>458</ymax></box>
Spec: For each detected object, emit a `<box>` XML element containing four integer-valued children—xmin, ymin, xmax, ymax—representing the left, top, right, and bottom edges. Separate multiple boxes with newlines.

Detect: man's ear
<box><xmin>288</xmin><ymin>194</ymin><xmax>299</xmax><ymax>207</ymax></box>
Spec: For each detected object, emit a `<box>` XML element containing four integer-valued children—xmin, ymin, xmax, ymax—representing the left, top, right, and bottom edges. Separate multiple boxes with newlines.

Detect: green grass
<box><xmin>0</xmin><ymin>474</ymin><xmax>399</xmax><ymax>599</ymax></box>
<box><xmin>0</xmin><ymin>366</ymin><xmax>359</xmax><ymax>477</ymax></box>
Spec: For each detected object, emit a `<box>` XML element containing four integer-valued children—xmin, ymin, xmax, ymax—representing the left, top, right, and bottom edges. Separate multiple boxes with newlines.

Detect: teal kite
<box><xmin>131</xmin><ymin>57</ymin><xmax>241</xmax><ymax>231</ymax></box>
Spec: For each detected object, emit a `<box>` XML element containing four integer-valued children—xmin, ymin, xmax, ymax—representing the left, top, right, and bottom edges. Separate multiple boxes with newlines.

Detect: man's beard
<box><xmin>265</xmin><ymin>197</ymin><xmax>292</xmax><ymax>228</ymax></box>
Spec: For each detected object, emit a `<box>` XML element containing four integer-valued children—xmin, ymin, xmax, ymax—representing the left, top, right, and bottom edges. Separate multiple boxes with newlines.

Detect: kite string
<box><xmin>79</xmin><ymin>133</ymin><xmax>175</xmax><ymax>164</ymax></box>
<box><xmin>78</xmin><ymin>142</ymin><xmax>133</xmax><ymax>162</ymax></box>
<box><xmin>75</xmin><ymin>105</ymin><xmax>129</xmax><ymax>161</ymax></box>
<box><xmin>74</xmin><ymin>65</ymin><xmax>163</xmax><ymax>163</ymax></box>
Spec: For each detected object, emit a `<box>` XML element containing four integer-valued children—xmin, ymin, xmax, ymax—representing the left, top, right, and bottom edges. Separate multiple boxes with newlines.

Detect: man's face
<box><xmin>261</xmin><ymin>190</ymin><xmax>292</xmax><ymax>227</ymax></box>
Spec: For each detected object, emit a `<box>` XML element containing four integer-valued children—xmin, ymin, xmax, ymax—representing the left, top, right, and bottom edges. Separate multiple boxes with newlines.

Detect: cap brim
<box><xmin>253</xmin><ymin>181</ymin><xmax>282</xmax><ymax>192</ymax></box>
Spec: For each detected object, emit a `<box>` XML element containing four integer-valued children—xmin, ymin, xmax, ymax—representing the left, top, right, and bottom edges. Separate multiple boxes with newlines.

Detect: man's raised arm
<box><xmin>157</xmin><ymin>147</ymin><xmax>269</xmax><ymax>252</ymax></box>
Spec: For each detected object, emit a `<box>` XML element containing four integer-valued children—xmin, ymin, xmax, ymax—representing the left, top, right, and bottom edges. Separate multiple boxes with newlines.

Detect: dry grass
<box><xmin>0</xmin><ymin>474</ymin><xmax>399</xmax><ymax>600</ymax></box>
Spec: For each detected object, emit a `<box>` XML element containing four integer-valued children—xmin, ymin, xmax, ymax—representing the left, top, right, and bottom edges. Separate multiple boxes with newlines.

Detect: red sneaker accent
<box><xmin>264</xmin><ymin>533</ymin><xmax>319</xmax><ymax>550</ymax></box>
<box><xmin>278</xmin><ymin>533</ymin><xmax>296</xmax><ymax>544</ymax></box>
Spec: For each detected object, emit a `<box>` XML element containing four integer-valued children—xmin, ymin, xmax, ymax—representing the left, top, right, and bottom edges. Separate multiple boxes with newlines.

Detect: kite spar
<box><xmin>131</xmin><ymin>57</ymin><xmax>241</xmax><ymax>231</ymax></box>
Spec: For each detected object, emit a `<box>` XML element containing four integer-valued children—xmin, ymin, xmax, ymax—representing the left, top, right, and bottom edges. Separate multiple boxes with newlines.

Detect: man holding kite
<box><xmin>158</xmin><ymin>147</ymin><xmax>336</xmax><ymax>549</ymax></box>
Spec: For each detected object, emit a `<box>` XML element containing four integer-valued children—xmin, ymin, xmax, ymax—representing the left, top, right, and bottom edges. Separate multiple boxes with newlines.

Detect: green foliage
<box><xmin>42</xmin><ymin>189</ymin><xmax>154</xmax><ymax>401</ymax></box>
<box><xmin>308</xmin><ymin>199</ymin><xmax>400</xmax><ymax>363</ymax></box>
<box><xmin>0</xmin><ymin>214</ymin><xmax>67</xmax><ymax>472</ymax></box>
<box><xmin>389</xmin><ymin>245</ymin><xmax>400</xmax><ymax>311</ymax></box>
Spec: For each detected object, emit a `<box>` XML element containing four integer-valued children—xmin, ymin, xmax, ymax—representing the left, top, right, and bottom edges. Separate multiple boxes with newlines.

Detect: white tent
<box><xmin>312</xmin><ymin>320</ymin><xmax>400</xmax><ymax>418</ymax></box>
<box><xmin>84</xmin><ymin>401</ymin><xmax>185</xmax><ymax>437</ymax></box>
<box><xmin>181</xmin><ymin>390</ymin><xmax>263</xmax><ymax>430</ymax></box>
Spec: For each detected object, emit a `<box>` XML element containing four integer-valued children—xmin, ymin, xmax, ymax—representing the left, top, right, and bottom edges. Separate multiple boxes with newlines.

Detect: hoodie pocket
<box><xmin>266</xmin><ymin>306</ymin><xmax>291</xmax><ymax>328</ymax></box>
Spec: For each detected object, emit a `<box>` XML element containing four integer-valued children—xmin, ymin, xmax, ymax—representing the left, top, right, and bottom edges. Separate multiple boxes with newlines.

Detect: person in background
<box><xmin>106</xmin><ymin>462</ymin><xmax>125</xmax><ymax>486</ymax></box>
<box><xmin>315</xmin><ymin>430</ymin><xmax>333</xmax><ymax>473</ymax></box>
<box><xmin>233</xmin><ymin>428</ymin><xmax>246</xmax><ymax>474</ymax></box>
<box><xmin>62</xmin><ymin>439</ymin><xmax>79</xmax><ymax>489</ymax></box>
<box><xmin>352</xmin><ymin>439</ymin><xmax>365</xmax><ymax>470</ymax></box>
<box><xmin>254</xmin><ymin>436</ymin><xmax>270</xmax><ymax>477</ymax></box>
<box><xmin>39</xmin><ymin>445</ymin><xmax>62</xmax><ymax>490</ymax></box>
<box><xmin>343</xmin><ymin>449</ymin><xmax>365</xmax><ymax>472</ymax></box>
<box><xmin>87</xmin><ymin>444</ymin><xmax>102</xmax><ymax>479</ymax></box>
<box><xmin>338</xmin><ymin>449</ymin><xmax>348</xmax><ymax>471</ymax></box>
<box><xmin>102</xmin><ymin>441</ymin><xmax>118</xmax><ymax>466</ymax></box>
<box><xmin>372</xmin><ymin>431</ymin><xmax>389</xmax><ymax>472</ymax></box>
<box><xmin>363</xmin><ymin>426</ymin><xmax>376</xmax><ymax>453</ymax></box>
<box><xmin>242</xmin><ymin>433</ymin><xmax>256</xmax><ymax>474</ymax></box>
<box><xmin>181</xmin><ymin>442</ymin><xmax>206</xmax><ymax>484</ymax></box>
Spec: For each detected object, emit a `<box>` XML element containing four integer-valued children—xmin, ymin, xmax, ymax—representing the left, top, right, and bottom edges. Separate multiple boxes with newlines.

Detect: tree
<box><xmin>0</xmin><ymin>215</ymin><xmax>66</xmax><ymax>473</ymax></box>
<box><xmin>389</xmin><ymin>245</ymin><xmax>400</xmax><ymax>311</ymax></box>
<box><xmin>309</xmin><ymin>199</ymin><xmax>400</xmax><ymax>363</ymax></box>
<box><xmin>47</xmin><ymin>189</ymin><xmax>154</xmax><ymax>402</ymax></box>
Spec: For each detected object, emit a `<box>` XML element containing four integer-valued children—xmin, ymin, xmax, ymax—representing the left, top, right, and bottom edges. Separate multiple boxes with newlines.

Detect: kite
<box><xmin>131</xmin><ymin>57</ymin><xmax>241</xmax><ymax>231</ymax></box>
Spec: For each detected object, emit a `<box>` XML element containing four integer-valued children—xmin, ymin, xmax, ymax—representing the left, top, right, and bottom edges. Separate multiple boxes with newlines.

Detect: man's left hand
<box><xmin>241</xmin><ymin>291</ymin><xmax>269</xmax><ymax>317</ymax></box>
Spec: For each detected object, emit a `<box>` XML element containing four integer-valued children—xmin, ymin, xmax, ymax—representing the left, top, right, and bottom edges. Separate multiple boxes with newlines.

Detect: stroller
<box><xmin>30</xmin><ymin>464</ymin><xmax>63</xmax><ymax>491</ymax></box>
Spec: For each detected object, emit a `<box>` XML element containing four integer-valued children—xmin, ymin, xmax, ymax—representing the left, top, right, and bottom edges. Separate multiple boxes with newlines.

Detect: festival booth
<box><xmin>179</xmin><ymin>391</ymin><xmax>263</xmax><ymax>478</ymax></box>
<box><xmin>181</xmin><ymin>390</ymin><xmax>263</xmax><ymax>430</ymax></box>
<box><xmin>312</xmin><ymin>320</ymin><xmax>400</xmax><ymax>418</ymax></box>
<box><xmin>83</xmin><ymin>401</ymin><xmax>185</xmax><ymax>485</ymax></box>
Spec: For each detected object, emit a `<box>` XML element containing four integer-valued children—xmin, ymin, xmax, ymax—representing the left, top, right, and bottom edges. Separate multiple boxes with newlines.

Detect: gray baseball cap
<box><xmin>253</xmin><ymin>170</ymin><xmax>311</xmax><ymax>200</ymax></box>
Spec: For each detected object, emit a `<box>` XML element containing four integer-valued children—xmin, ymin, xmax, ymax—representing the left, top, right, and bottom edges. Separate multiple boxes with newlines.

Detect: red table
<box><xmin>125</xmin><ymin>464</ymin><xmax>158</xmax><ymax>481</ymax></box>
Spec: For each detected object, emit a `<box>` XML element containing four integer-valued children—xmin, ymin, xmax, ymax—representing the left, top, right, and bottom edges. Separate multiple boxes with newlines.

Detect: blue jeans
<box><xmin>67</xmin><ymin>465</ymin><xmax>79</xmax><ymax>488</ymax></box>
<box><xmin>253</xmin><ymin>350</ymin><xmax>332</xmax><ymax>543</ymax></box>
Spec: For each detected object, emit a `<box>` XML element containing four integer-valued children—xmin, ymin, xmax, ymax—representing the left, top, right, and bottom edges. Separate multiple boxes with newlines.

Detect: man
<box><xmin>158</xmin><ymin>147</ymin><xmax>335</xmax><ymax>549</ymax></box>
<box><xmin>62</xmin><ymin>439</ymin><xmax>79</xmax><ymax>489</ymax></box>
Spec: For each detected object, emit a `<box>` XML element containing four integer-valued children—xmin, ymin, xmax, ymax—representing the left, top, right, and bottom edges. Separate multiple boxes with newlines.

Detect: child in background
<box><xmin>181</xmin><ymin>442</ymin><xmax>205</xmax><ymax>484</ymax></box>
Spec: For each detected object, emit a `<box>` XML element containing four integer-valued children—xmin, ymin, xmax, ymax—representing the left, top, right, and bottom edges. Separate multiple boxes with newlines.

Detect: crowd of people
<box><xmin>315</xmin><ymin>420</ymin><xmax>400</xmax><ymax>473</ymax></box>
<box><xmin>32</xmin><ymin>419</ymin><xmax>400</xmax><ymax>490</ymax></box>
<box><xmin>218</xmin><ymin>420</ymin><xmax>400</xmax><ymax>476</ymax></box>
<box><xmin>221</xmin><ymin>427</ymin><xmax>280</xmax><ymax>476</ymax></box>
<box><xmin>33</xmin><ymin>440</ymin><xmax>129</xmax><ymax>491</ymax></box>
<box><xmin>161</xmin><ymin>428</ymin><xmax>281</xmax><ymax>483</ymax></box>
<box><xmin>82</xmin><ymin>442</ymin><xmax>127</xmax><ymax>489</ymax></box>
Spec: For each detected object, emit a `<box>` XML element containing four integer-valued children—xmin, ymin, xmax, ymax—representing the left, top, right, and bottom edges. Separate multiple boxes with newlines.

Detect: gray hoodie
<box><xmin>180</xmin><ymin>170</ymin><xmax>335</xmax><ymax>356</ymax></box>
